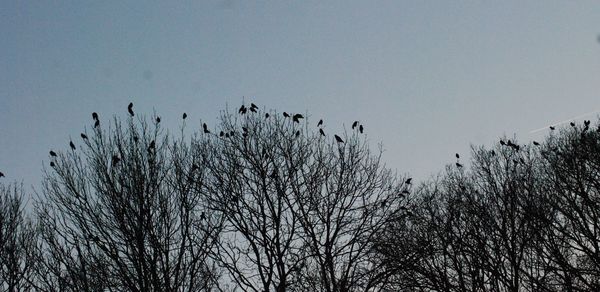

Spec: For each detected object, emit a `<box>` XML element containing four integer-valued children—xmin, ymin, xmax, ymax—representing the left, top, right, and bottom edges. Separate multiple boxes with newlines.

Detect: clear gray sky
<box><xmin>1</xmin><ymin>1</ymin><xmax>600</xmax><ymax>190</ymax></box>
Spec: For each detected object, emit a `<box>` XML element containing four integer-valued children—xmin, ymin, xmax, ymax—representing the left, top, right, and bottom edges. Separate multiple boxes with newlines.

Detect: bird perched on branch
<box><xmin>81</xmin><ymin>133</ymin><xmax>88</xmax><ymax>140</ymax></box>
<box><xmin>283</xmin><ymin>112</ymin><xmax>290</xmax><ymax>118</ymax></box>
<box><xmin>359</xmin><ymin>125</ymin><xmax>364</xmax><ymax>134</ymax></box>
<box><xmin>70</xmin><ymin>141</ymin><xmax>76</xmax><ymax>150</ymax></box>
<box><xmin>128</xmin><ymin>102</ymin><xmax>134</xmax><ymax>116</ymax></box>
<box><xmin>352</xmin><ymin>121</ymin><xmax>359</xmax><ymax>129</ymax></box>
<box><xmin>203</xmin><ymin>123</ymin><xmax>210</xmax><ymax>134</ymax></box>
<box><xmin>293</xmin><ymin>114</ymin><xmax>304</xmax><ymax>123</ymax></box>
<box><xmin>239</xmin><ymin>105</ymin><xmax>247</xmax><ymax>115</ymax></box>
<box><xmin>156</xmin><ymin>116</ymin><xmax>161</xmax><ymax>123</ymax></box>
<box><xmin>334</xmin><ymin>135</ymin><xmax>344</xmax><ymax>143</ymax></box>
<box><xmin>405</xmin><ymin>178</ymin><xmax>412</xmax><ymax>185</ymax></box>
<box><xmin>92</xmin><ymin>112</ymin><xmax>98</xmax><ymax>120</ymax></box>
<box><xmin>0</xmin><ymin>171</ymin><xmax>4</xmax><ymax>178</ymax></box>
<box><xmin>183</xmin><ymin>113</ymin><xmax>187</xmax><ymax>120</ymax></box>
<box><xmin>49</xmin><ymin>150</ymin><xmax>57</xmax><ymax>157</ymax></box>
<box><xmin>317</xmin><ymin>119</ymin><xmax>323</xmax><ymax>127</ymax></box>
<box><xmin>319</xmin><ymin>128</ymin><xmax>325</xmax><ymax>136</ymax></box>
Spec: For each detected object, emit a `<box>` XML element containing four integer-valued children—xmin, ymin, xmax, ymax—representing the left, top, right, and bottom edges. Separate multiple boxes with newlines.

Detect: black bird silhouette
<box><xmin>148</xmin><ymin>140</ymin><xmax>156</xmax><ymax>150</ymax></box>
<box><xmin>317</xmin><ymin>119</ymin><xmax>323</xmax><ymax>127</ymax></box>
<box><xmin>549</xmin><ymin>126</ymin><xmax>555</xmax><ymax>130</ymax></box>
<box><xmin>94</xmin><ymin>120</ymin><xmax>100</xmax><ymax>128</ymax></box>
<box><xmin>49</xmin><ymin>150</ymin><xmax>57</xmax><ymax>157</ymax></box>
<box><xmin>295</xmin><ymin>130</ymin><xmax>300</xmax><ymax>137</ymax></box>
<box><xmin>283</xmin><ymin>112</ymin><xmax>290</xmax><ymax>118</ymax></box>
<box><xmin>156</xmin><ymin>116</ymin><xmax>161</xmax><ymax>123</ymax></box>
<box><xmin>111</xmin><ymin>155</ymin><xmax>120</xmax><ymax>166</ymax></box>
<box><xmin>133</xmin><ymin>136</ymin><xmax>139</xmax><ymax>143</ymax></box>
<box><xmin>183</xmin><ymin>113</ymin><xmax>187</xmax><ymax>120</ymax></box>
<box><xmin>533</xmin><ymin>141</ymin><xmax>540</xmax><ymax>146</ymax></box>
<box><xmin>500</xmin><ymin>140</ymin><xmax>506</xmax><ymax>146</ymax></box>
<box><xmin>50</xmin><ymin>162</ymin><xmax>55</xmax><ymax>168</ymax></box>
<box><xmin>456</xmin><ymin>162</ymin><xmax>463</xmax><ymax>168</ymax></box>
<box><xmin>491</xmin><ymin>150</ymin><xmax>496</xmax><ymax>156</ymax></box>
<box><xmin>570</xmin><ymin>122</ymin><xmax>576</xmax><ymax>127</ymax></box>
<box><xmin>293</xmin><ymin>114</ymin><xmax>304</xmax><ymax>123</ymax></box>
<box><xmin>359</xmin><ymin>125</ymin><xmax>364</xmax><ymax>134</ymax></box>
<box><xmin>251</xmin><ymin>103</ymin><xmax>258</xmax><ymax>109</ymax></box>
<box><xmin>0</xmin><ymin>171</ymin><xmax>4</xmax><ymax>178</ymax></box>
<box><xmin>92</xmin><ymin>112</ymin><xmax>98</xmax><ymax>120</ymax></box>
<box><xmin>203</xmin><ymin>123</ymin><xmax>210</xmax><ymax>134</ymax></box>
<box><xmin>352</xmin><ymin>121</ymin><xmax>359</xmax><ymax>129</ymax></box>
<box><xmin>319</xmin><ymin>128</ymin><xmax>325</xmax><ymax>136</ymax></box>
<box><xmin>128</xmin><ymin>102</ymin><xmax>134</xmax><ymax>116</ymax></box>
<box><xmin>239</xmin><ymin>105</ymin><xmax>247</xmax><ymax>114</ymax></box>
<box><xmin>405</xmin><ymin>178</ymin><xmax>412</xmax><ymax>185</ymax></box>
<box><xmin>249</xmin><ymin>107</ymin><xmax>257</xmax><ymax>113</ymax></box>
<box><xmin>584</xmin><ymin>120</ymin><xmax>591</xmax><ymax>126</ymax></box>
<box><xmin>265</xmin><ymin>113</ymin><xmax>270</xmax><ymax>119</ymax></box>
<box><xmin>70</xmin><ymin>141</ymin><xmax>76</xmax><ymax>150</ymax></box>
<box><xmin>81</xmin><ymin>133</ymin><xmax>88</xmax><ymax>140</ymax></box>
<box><xmin>334</xmin><ymin>135</ymin><xmax>344</xmax><ymax>143</ymax></box>
<box><xmin>225</xmin><ymin>133</ymin><xmax>230</xmax><ymax>138</ymax></box>
<box><xmin>219</xmin><ymin>131</ymin><xmax>224</xmax><ymax>137</ymax></box>
<box><xmin>455</xmin><ymin>153</ymin><xmax>460</xmax><ymax>159</ymax></box>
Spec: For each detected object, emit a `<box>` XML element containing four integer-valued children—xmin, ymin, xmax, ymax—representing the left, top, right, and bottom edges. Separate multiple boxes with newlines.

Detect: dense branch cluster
<box><xmin>1</xmin><ymin>104</ymin><xmax>600</xmax><ymax>292</ymax></box>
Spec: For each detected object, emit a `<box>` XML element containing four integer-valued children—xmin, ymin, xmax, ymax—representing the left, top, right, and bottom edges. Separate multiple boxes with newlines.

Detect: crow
<box><xmin>533</xmin><ymin>141</ymin><xmax>540</xmax><ymax>146</ymax></box>
<box><xmin>128</xmin><ymin>102</ymin><xmax>134</xmax><ymax>116</ymax></box>
<box><xmin>334</xmin><ymin>135</ymin><xmax>344</xmax><ymax>143</ymax></box>
<box><xmin>239</xmin><ymin>105</ymin><xmax>247</xmax><ymax>114</ymax></box>
<box><xmin>49</xmin><ymin>150</ymin><xmax>57</xmax><ymax>157</ymax></box>
<box><xmin>455</xmin><ymin>153</ymin><xmax>460</xmax><ymax>159</ymax></box>
<box><xmin>220</xmin><ymin>131</ymin><xmax>224</xmax><ymax>137</ymax></box>
<box><xmin>265</xmin><ymin>113</ymin><xmax>270</xmax><ymax>119</ymax></box>
<box><xmin>549</xmin><ymin>126</ymin><xmax>555</xmax><ymax>130</ymax></box>
<box><xmin>156</xmin><ymin>117</ymin><xmax>161</xmax><ymax>123</ymax></box>
<box><xmin>352</xmin><ymin>121</ymin><xmax>359</xmax><ymax>129</ymax></box>
<box><xmin>570</xmin><ymin>122</ymin><xmax>576</xmax><ymax>127</ymax></box>
<box><xmin>249</xmin><ymin>107</ymin><xmax>257</xmax><ymax>113</ymax></box>
<box><xmin>251</xmin><ymin>103</ymin><xmax>258</xmax><ymax>109</ymax></box>
<box><xmin>183</xmin><ymin>113</ymin><xmax>187</xmax><ymax>120</ymax></box>
<box><xmin>0</xmin><ymin>171</ymin><xmax>4</xmax><ymax>178</ymax></box>
<box><xmin>92</xmin><ymin>112</ymin><xmax>99</xmax><ymax>120</ymax></box>
<box><xmin>317</xmin><ymin>119</ymin><xmax>323</xmax><ymax>127</ymax></box>
<box><xmin>319</xmin><ymin>128</ymin><xmax>325</xmax><ymax>136</ymax></box>
<box><xmin>293</xmin><ymin>114</ymin><xmax>304</xmax><ymax>123</ymax></box>
<box><xmin>203</xmin><ymin>123</ymin><xmax>210</xmax><ymax>134</ymax></box>
<box><xmin>70</xmin><ymin>141</ymin><xmax>76</xmax><ymax>150</ymax></box>
<box><xmin>405</xmin><ymin>178</ymin><xmax>412</xmax><ymax>185</ymax></box>
<box><xmin>50</xmin><ymin>162</ymin><xmax>55</xmax><ymax>168</ymax></box>
<box><xmin>81</xmin><ymin>133</ymin><xmax>88</xmax><ymax>140</ymax></box>
<box><xmin>491</xmin><ymin>150</ymin><xmax>496</xmax><ymax>156</ymax></box>
<box><xmin>283</xmin><ymin>112</ymin><xmax>290</xmax><ymax>118</ymax></box>
<box><xmin>295</xmin><ymin>130</ymin><xmax>300</xmax><ymax>137</ymax></box>
<box><xmin>456</xmin><ymin>162</ymin><xmax>463</xmax><ymax>168</ymax></box>
<box><xmin>359</xmin><ymin>125</ymin><xmax>364</xmax><ymax>133</ymax></box>
<box><xmin>500</xmin><ymin>140</ymin><xmax>506</xmax><ymax>146</ymax></box>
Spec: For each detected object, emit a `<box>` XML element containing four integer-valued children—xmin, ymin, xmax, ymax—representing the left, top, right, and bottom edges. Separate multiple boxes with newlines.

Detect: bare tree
<box><xmin>0</xmin><ymin>182</ymin><xmax>37</xmax><ymax>292</ymax></box>
<box><xmin>34</xmin><ymin>114</ymin><xmax>222</xmax><ymax>292</ymax></box>
<box><xmin>203</xmin><ymin>107</ymin><xmax>411</xmax><ymax>292</ymax></box>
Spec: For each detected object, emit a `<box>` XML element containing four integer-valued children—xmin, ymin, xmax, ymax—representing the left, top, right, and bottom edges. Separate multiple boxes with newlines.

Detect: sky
<box><xmin>1</xmin><ymin>1</ymin><xmax>600</xmax><ymax>192</ymax></box>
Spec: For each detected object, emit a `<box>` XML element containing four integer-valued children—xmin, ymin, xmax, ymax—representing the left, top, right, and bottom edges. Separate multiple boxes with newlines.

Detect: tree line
<box><xmin>1</xmin><ymin>105</ymin><xmax>599</xmax><ymax>291</ymax></box>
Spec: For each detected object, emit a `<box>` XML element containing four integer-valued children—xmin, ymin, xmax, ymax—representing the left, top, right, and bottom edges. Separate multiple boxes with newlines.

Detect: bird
<box><xmin>251</xmin><ymin>103</ymin><xmax>258</xmax><ymax>109</ymax></box>
<box><xmin>249</xmin><ymin>107</ymin><xmax>257</xmax><ymax>113</ymax></box>
<box><xmin>456</xmin><ymin>162</ymin><xmax>463</xmax><ymax>168</ymax></box>
<box><xmin>283</xmin><ymin>112</ymin><xmax>290</xmax><ymax>118</ymax></box>
<box><xmin>352</xmin><ymin>121</ymin><xmax>359</xmax><ymax>129</ymax></box>
<box><xmin>219</xmin><ymin>131</ymin><xmax>224</xmax><ymax>137</ymax></box>
<box><xmin>500</xmin><ymin>140</ymin><xmax>506</xmax><ymax>146</ymax></box>
<box><xmin>359</xmin><ymin>125</ymin><xmax>364</xmax><ymax>134</ymax></box>
<box><xmin>156</xmin><ymin>117</ymin><xmax>161</xmax><ymax>123</ymax></box>
<box><xmin>265</xmin><ymin>113</ymin><xmax>270</xmax><ymax>119</ymax></box>
<box><xmin>133</xmin><ymin>136</ymin><xmax>139</xmax><ymax>143</ymax></box>
<box><xmin>570</xmin><ymin>122</ymin><xmax>576</xmax><ymax>127</ymax></box>
<box><xmin>127</xmin><ymin>102</ymin><xmax>134</xmax><ymax>116</ymax></box>
<box><xmin>533</xmin><ymin>141</ymin><xmax>540</xmax><ymax>146</ymax></box>
<box><xmin>239</xmin><ymin>105</ymin><xmax>247</xmax><ymax>114</ymax></box>
<box><xmin>183</xmin><ymin>113</ymin><xmax>187</xmax><ymax>120</ymax></box>
<box><xmin>111</xmin><ymin>155</ymin><xmax>120</xmax><ymax>166</ymax></box>
<box><xmin>319</xmin><ymin>128</ymin><xmax>325</xmax><ymax>136</ymax></box>
<box><xmin>0</xmin><ymin>171</ymin><xmax>4</xmax><ymax>178</ymax></box>
<box><xmin>549</xmin><ymin>126</ymin><xmax>555</xmax><ymax>130</ymax></box>
<box><xmin>49</xmin><ymin>150</ymin><xmax>57</xmax><ymax>157</ymax></box>
<box><xmin>92</xmin><ymin>112</ymin><xmax>99</xmax><ymax>120</ymax></box>
<box><xmin>203</xmin><ymin>123</ymin><xmax>210</xmax><ymax>134</ymax></box>
<box><xmin>70</xmin><ymin>141</ymin><xmax>76</xmax><ymax>150</ymax></box>
<box><xmin>81</xmin><ymin>133</ymin><xmax>88</xmax><ymax>140</ymax></box>
<box><xmin>50</xmin><ymin>162</ymin><xmax>55</xmax><ymax>168</ymax></box>
<box><xmin>405</xmin><ymin>178</ymin><xmax>412</xmax><ymax>185</ymax></box>
<box><xmin>293</xmin><ymin>114</ymin><xmax>304</xmax><ymax>123</ymax></box>
<box><xmin>149</xmin><ymin>140</ymin><xmax>156</xmax><ymax>149</ymax></box>
<box><xmin>94</xmin><ymin>120</ymin><xmax>100</xmax><ymax>128</ymax></box>
<box><xmin>317</xmin><ymin>119</ymin><xmax>323</xmax><ymax>127</ymax></box>
<box><xmin>334</xmin><ymin>135</ymin><xmax>344</xmax><ymax>143</ymax></box>
<box><xmin>491</xmin><ymin>150</ymin><xmax>496</xmax><ymax>156</ymax></box>
<box><xmin>295</xmin><ymin>130</ymin><xmax>300</xmax><ymax>137</ymax></box>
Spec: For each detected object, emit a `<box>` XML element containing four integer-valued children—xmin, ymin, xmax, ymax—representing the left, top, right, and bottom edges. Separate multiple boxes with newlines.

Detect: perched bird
<box><xmin>456</xmin><ymin>162</ymin><xmax>463</xmax><ymax>168</ymax></box>
<box><xmin>49</xmin><ymin>150</ymin><xmax>57</xmax><ymax>157</ymax></box>
<box><xmin>0</xmin><ymin>171</ymin><xmax>4</xmax><ymax>178</ymax></box>
<box><xmin>283</xmin><ymin>112</ymin><xmax>290</xmax><ymax>118</ymax></box>
<box><xmin>455</xmin><ymin>153</ymin><xmax>460</xmax><ymax>159</ymax></box>
<box><xmin>81</xmin><ymin>133</ymin><xmax>88</xmax><ymax>140</ymax></box>
<box><xmin>405</xmin><ymin>178</ymin><xmax>412</xmax><ymax>185</ymax></box>
<box><xmin>239</xmin><ymin>105</ymin><xmax>247</xmax><ymax>114</ymax></box>
<box><xmin>183</xmin><ymin>113</ymin><xmax>187</xmax><ymax>120</ymax></box>
<box><xmin>111</xmin><ymin>155</ymin><xmax>120</xmax><ymax>166</ymax></box>
<box><xmin>219</xmin><ymin>131</ymin><xmax>224</xmax><ymax>137</ymax></box>
<box><xmin>156</xmin><ymin>116</ymin><xmax>161</xmax><ymax>123</ymax></box>
<box><xmin>570</xmin><ymin>122</ymin><xmax>576</xmax><ymax>127</ymax></box>
<box><xmin>265</xmin><ymin>113</ymin><xmax>270</xmax><ymax>119</ymax></box>
<box><xmin>50</xmin><ymin>162</ymin><xmax>55</xmax><ymax>168</ymax></box>
<box><xmin>317</xmin><ymin>119</ymin><xmax>323</xmax><ymax>127</ymax></box>
<box><xmin>251</xmin><ymin>103</ymin><xmax>258</xmax><ymax>109</ymax></box>
<box><xmin>249</xmin><ymin>107</ymin><xmax>257</xmax><ymax>113</ymax></box>
<box><xmin>500</xmin><ymin>140</ymin><xmax>506</xmax><ymax>146</ymax></box>
<box><xmin>533</xmin><ymin>141</ymin><xmax>540</xmax><ymax>146</ymax></box>
<box><xmin>128</xmin><ymin>102</ymin><xmax>134</xmax><ymax>116</ymax></box>
<box><xmin>334</xmin><ymin>135</ymin><xmax>344</xmax><ymax>143</ymax></box>
<box><xmin>549</xmin><ymin>126</ymin><xmax>555</xmax><ymax>130</ymax></box>
<box><xmin>319</xmin><ymin>128</ymin><xmax>325</xmax><ymax>136</ymax></box>
<box><xmin>295</xmin><ymin>130</ymin><xmax>300</xmax><ymax>137</ymax></box>
<box><xmin>94</xmin><ymin>120</ymin><xmax>100</xmax><ymax>128</ymax></box>
<box><xmin>293</xmin><ymin>114</ymin><xmax>304</xmax><ymax>123</ymax></box>
<box><xmin>359</xmin><ymin>125</ymin><xmax>364</xmax><ymax>134</ymax></box>
<box><xmin>70</xmin><ymin>141</ymin><xmax>76</xmax><ymax>150</ymax></box>
<box><xmin>203</xmin><ymin>123</ymin><xmax>210</xmax><ymax>134</ymax></box>
<box><xmin>352</xmin><ymin>121</ymin><xmax>359</xmax><ymax>129</ymax></box>
<box><xmin>92</xmin><ymin>112</ymin><xmax>99</xmax><ymax>120</ymax></box>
